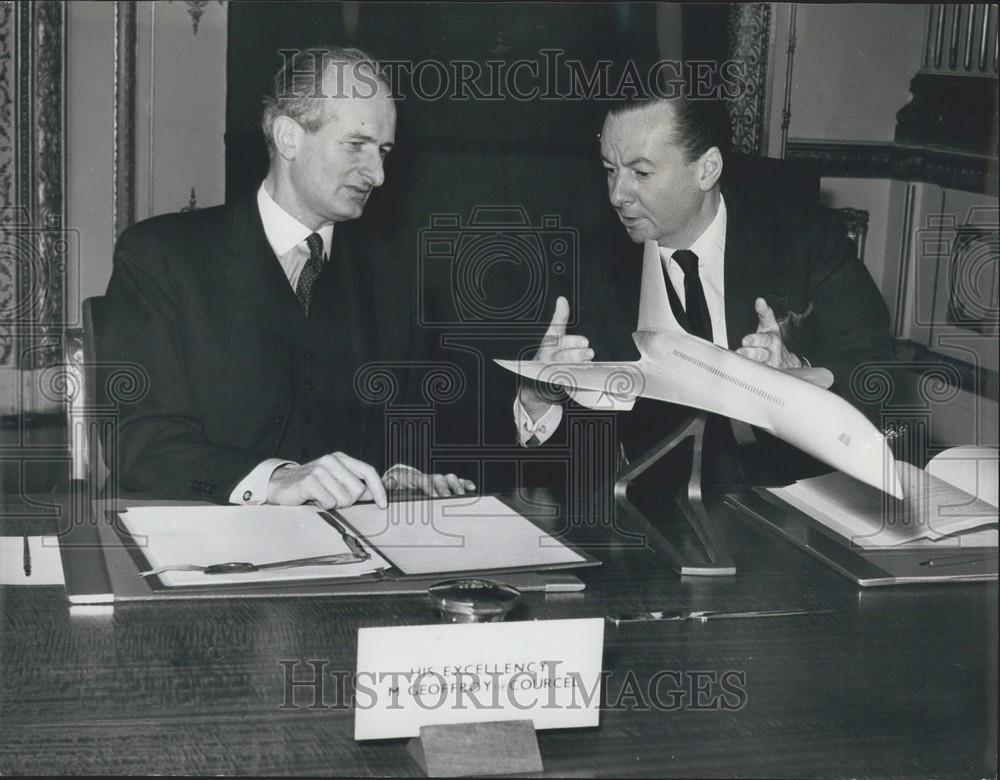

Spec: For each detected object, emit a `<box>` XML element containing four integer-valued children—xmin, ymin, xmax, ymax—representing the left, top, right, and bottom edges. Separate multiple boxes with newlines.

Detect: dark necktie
<box><xmin>295</xmin><ymin>232</ymin><xmax>325</xmax><ymax>316</ymax></box>
<box><xmin>671</xmin><ymin>249</ymin><xmax>713</xmax><ymax>342</ymax></box>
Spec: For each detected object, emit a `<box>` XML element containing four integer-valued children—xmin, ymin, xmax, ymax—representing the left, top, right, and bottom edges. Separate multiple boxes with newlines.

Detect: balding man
<box><xmin>101</xmin><ymin>46</ymin><xmax>474</xmax><ymax>507</ymax></box>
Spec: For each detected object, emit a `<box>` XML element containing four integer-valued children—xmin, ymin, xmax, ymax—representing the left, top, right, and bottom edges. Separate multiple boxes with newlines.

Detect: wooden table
<box><xmin>1</xmin><ymin>489</ymin><xmax>996</xmax><ymax>777</ymax></box>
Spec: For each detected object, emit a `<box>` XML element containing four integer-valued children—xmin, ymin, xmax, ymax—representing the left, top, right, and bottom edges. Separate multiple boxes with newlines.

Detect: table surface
<box><xmin>1</xmin><ymin>488</ymin><xmax>997</xmax><ymax>777</ymax></box>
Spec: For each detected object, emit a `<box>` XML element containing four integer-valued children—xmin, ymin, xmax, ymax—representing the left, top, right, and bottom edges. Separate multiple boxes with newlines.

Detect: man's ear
<box><xmin>271</xmin><ymin>116</ymin><xmax>302</xmax><ymax>161</ymax></box>
<box><xmin>697</xmin><ymin>146</ymin><xmax>723</xmax><ymax>192</ymax></box>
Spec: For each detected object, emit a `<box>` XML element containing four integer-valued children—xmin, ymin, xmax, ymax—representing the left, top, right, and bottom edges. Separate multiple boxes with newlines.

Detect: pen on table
<box><xmin>607</xmin><ymin>608</ymin><xmax>834</xmax><ymax>626</ymax></box>
<box><xmin>918</xmin><ymin>555</ymin><xmax>996</xmax><ymax>568</ymax></box>
<box><xmin>23</xmin><ymin>535</ymin><xmax>31</xmax><ymax>577</ymax></box>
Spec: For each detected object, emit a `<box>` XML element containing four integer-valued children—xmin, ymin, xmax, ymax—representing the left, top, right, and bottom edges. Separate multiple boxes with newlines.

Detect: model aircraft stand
<box><xmin>613</xmin><ymin>411</ymin><xmax>737</xmax><ymax>576</ymax></box>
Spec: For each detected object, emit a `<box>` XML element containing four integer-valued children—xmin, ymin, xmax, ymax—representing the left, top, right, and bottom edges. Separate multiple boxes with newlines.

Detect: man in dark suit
<box><xmin>100</xmin><ymin>47</ymin><xmax>474</xmax><ymax>508</ymax></box>
<box><xmin>515</xmin><ymin>96</ymin><xmax>894</xmax><ymax>484</ymax></box>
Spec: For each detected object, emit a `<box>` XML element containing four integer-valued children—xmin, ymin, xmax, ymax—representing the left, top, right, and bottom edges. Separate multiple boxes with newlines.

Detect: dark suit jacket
<box><xmin>97</xmin><ymin>194</ymin><xmax>416</xmax><ymax>500</ymax></box>
<box><xmin>572</xmin><ymin>183</ymin><xmax>895</xmax><ymax>483</ymax></box>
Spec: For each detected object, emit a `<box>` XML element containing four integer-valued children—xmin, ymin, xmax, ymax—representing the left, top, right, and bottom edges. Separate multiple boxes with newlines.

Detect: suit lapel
<box><xmin>329</xmin><ymin>226</ymin><xmax>379</xmax><ymax>364</ymax></box>
<box><xmin>722</xmin><ymin>189</ymin><xmax>771</xmax><ymax>350</ymax></box>
<box><xmin>223</xmin><ymin>195</ymin><xmax>306</xmax><ymax>340</ymax></box>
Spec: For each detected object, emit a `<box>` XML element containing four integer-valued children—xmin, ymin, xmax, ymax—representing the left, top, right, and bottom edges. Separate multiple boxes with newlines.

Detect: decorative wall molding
<box><xmin>897</xmin><ymin>5</ymin><xmax>998</xmax><ymax>157</ymax></box>
<box><xmin>785</xmin><ymin>139</ymin><xmax>999</xmax><ymax>196</ymax></box>
<box><xmin>113</xmin><ymin>1</ymin><xmax>136</xmax><ymax>239</ymax></box>
<box><xmin>778</xmin><ymin>4</ymin><xmax>797</xmax><ymax>157</ymax></box>
<box><xmin>0</xmin><ymin>0</ymin><xmax>66</xmax><ymax>388</ymax></box>
<box><xmin>726</xmin><ymin>3</ymin><xmax>772</xmax><ymax>157</ymax></box>
<box><xmin>172</xmin><ymin>0</ymin><xmax>224</xmax><ymax>37</ymax></box>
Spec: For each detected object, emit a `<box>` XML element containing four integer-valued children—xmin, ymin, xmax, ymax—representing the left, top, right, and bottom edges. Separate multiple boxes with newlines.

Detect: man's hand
<box><xmin>737</xmin><ymin>297</ymin><xmax>802</xmax><ymax>369</ymax></box>
<box><xmin>266</xmin><ymin>452</ymin><xmax>388</xmax><ymax>509</ymax></box>
<box><xmin>383</xmin><ymin>464</ymin><xmax>477</xmax><ymax>498</ymax></box>
<box><xmin>519</xmin><ymin>296</ymin><xmax>594</xmax><ymax>419</ymax></box>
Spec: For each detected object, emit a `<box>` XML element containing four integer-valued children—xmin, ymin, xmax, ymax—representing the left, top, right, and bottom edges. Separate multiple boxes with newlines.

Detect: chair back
<box><xmin>67</xmin><ymin>296</ymin><xmax>109</xmax><ymax>488</ymax></box>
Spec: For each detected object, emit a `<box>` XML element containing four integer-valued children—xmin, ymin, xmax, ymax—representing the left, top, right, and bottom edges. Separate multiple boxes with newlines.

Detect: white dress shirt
<box><xmin>515</xmin><ymin>196</ymin><xmax>728</xmax><ymax>446</ymax></box>
<box><xmin>228</xmin><ymin>184</ymin><xmax>334</xmax><ymax>504</ymax></box>
<box><xmin>659</xmin><ymin>194</ymin><xmax>728</xmax><ymax>349</ymax></box>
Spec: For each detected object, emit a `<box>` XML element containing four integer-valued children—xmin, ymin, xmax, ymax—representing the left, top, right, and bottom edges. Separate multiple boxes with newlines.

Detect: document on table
<box><xmin>117</xmin><ymin>496</ymin><xmax>589</xmax><ymax>587</ymax></box>
<box><xmin>766</xmin><ymin>454</ymin><xmax>998</xmax><ymax>550</ymax></box>
<box><xmin>339</xmin><ymin>495</ymin><xmax>587</xmax><ymax>575</ymax></box>
<box><xmin>118</xmin><ymin>505</ymin><xmax>390</xmax><ymax>587</ymax></box>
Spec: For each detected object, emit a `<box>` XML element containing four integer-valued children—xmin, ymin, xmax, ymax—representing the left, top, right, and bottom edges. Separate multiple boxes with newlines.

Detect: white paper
<box><xmin>118</xmin><ymin>505</ymin><xmax>389</xmax><ymax>587</ymax></box>
<box><xmin>339</xmin><ymin>496</ymin><xmax>585</xmax><ymax>575</ymax></box>
<box><xmin>769</xmin><ymin>457</ymin><xmax>998</xmax><ymax>549</ymax></box>
<box><xmin>0</xmin><ymin>536</ymin><xmax>65</xmax><ymax>585</ymax></box>
<box><xmin>354</xmin><ymin>618</ymin><xmax>604</xmax><ymax>740</ymax></box>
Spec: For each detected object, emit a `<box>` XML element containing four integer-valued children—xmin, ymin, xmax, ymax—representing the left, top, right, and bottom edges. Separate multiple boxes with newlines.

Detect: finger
<box><xmin>443</xmin><ymin>473</ymin><xmax>465</xmax><ymax>495</ymax></box>
<box><xmin>737</xmin><ymin>346</ymin><xmax>772</xmax><ymax>364</ymax></box>
<box><xmin>740</xmin><ymin>332</ymin><xmax>777</xmax><ymax>350</ymax></box>
<box><xmin>415</xmin><ymin>473</ymin><xmax>437</xmax><ymax>498</ymax></box>
<box><xmin>304</xmin><ymin>472</ymin><xmax>350</xmax><ymax>509</ymax></box>
<box><xmin>331</xmin><ymin>452</ymin><xmax>388</xmax><ymax>508</ymax></box>
<box><xmin>754</xmin><ymin>297</ymin><xmax>780</xmax><ymax>333</ymax></box>
<box><xmin>544</xmin><ymin>296</ymin><xmax>570</xmax><ymax>338</ymax></box>
<box><xmin>553</xmin><ymin>347</ymin><xmax>595</xmax><ymax>363</ymax></box>
<box><xmin>318</xmin><ymin>456</ymin><xmax>369</xmax><ymax>503</ymax></box>
<box><xmin>557</xmin><ymin>335</ymin><xmax>590</xmax><ymax>350</ymax></box>
<box><xmin>431</xmin><ymin>474</ymin><xmax>451</xmax><ymax>498</ymax></box>
<box><xmin>462</xmin><ymin>479</ymin><xmax>477</xmax><ymax>492</ymax></box>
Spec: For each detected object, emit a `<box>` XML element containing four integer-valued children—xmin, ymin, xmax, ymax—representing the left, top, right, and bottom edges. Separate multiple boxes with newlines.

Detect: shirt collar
<box><xmin>658</xmin><ymin>194</ymin><xmax>727</xmax><ymax>265</ymax></box>
<box><xmin>256</xmin><ymin>183</ymin><xmax>334</xmax><ymax>258</ymax></box>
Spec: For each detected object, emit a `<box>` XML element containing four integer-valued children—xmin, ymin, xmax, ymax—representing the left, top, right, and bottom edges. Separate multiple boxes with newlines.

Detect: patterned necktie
<box><xmin>295</xmin><ymin>232</ymin><xmax>326</xmax><ymax>316</ymax></box>
<box><xmin>671</xmin><ymin>249</ymin><xmax>713</xmax><ymax>342</ymax></box>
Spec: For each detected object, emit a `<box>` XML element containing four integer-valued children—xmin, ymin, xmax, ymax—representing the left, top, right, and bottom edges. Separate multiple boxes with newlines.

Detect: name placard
<box><xmin>354</xmin><ymin>618</ymin><xmax>604</xmax><ymax>740</ymax></box>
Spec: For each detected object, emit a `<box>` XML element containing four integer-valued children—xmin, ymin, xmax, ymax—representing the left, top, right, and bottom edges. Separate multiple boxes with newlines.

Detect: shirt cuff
<box><xmin>513</xmin><ymin>396</ymin><xmax>563</xmax><ymax>446</ymax></box>
<box><xmin>229</xmin><ymin>458</ymin><xmax>297</xmax><ymax>505</ymax></box>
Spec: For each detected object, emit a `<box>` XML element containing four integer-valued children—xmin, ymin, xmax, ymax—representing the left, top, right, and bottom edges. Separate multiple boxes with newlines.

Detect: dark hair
<box><xmin>260</xmin><ymin>46</ymin><xmax>390</xmax><ymax>160</ymax></box>
<box><xmin>606</xmin><ymin>96</ymin><xmax>732</xmax><ymax>163</ymax></box>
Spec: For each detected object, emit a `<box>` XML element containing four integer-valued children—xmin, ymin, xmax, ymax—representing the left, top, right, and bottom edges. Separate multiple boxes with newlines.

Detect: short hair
<box><xmin>606</xmin><ymin>96</ymin><xmax>732</xmax><ymax>163</ymax></box>
<box><xmin>260</xmin><ymin>46</ymin><xmax>390</xmax><ymax>160</ymax></box>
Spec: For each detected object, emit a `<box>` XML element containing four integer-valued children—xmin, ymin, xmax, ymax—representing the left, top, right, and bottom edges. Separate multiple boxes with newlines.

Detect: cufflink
<box><xmin>243</xmin><ymin>490</ymin><xmax>252</xmax><ymax>501</ymax></box>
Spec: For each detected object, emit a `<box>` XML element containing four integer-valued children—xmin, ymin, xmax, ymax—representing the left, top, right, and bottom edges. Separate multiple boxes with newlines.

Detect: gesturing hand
<box><xmin>520</xmin><ymin>296</ymin><xmax>594</xmax><ymax>416</ymax></box>
<box><xmin>736</xmin><ymin>297</ymin><xmax>802</xmax><ymax>369</ymax></box>
<box><xmin>266</xmin><ymin>452</ymin><xmax>388</xmax><ymax>509</ymax></box>
<box><xmin>532</xmin><ymin>296</ymin><xmax>594</xmax><ymax>363</ymax></box>
<box><xmin>383</xmin><ymin>465</ymin><xmax>477</xmax><ymax>498</ymax></box>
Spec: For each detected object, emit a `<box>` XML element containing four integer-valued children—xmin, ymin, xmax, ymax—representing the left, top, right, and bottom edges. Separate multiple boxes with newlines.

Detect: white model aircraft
<box><xmin>496</xmin><ymin>239</ymin><xmax>903</xmax><ymax>499</ymax></box>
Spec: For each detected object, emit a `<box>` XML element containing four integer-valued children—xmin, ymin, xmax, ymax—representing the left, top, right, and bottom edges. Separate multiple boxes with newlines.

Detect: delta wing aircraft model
<box><xmin>496</xmin><ymin>239</ymin><xmax>904</xmax><ymax>499</ymax></box>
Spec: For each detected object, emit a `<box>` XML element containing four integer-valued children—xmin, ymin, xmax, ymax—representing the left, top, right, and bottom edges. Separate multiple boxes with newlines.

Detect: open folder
<box><xmin>61</xmin><ymin>495</ymin><xmax>598</xmax><ymax>603</ymax></box>
<box><xmin>726</xmin><ymin>446</ymin><xmax>998</xmax><ymax>586</ymax></box>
